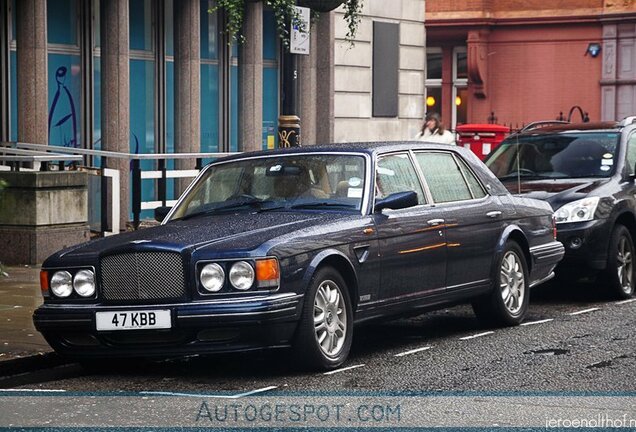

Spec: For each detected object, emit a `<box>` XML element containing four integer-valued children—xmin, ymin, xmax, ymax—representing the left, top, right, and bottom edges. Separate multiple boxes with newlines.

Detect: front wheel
<box><xmin>603</xmin><ymin>224</ymin><xmax>635</xmax><ymax>299</ymax></box>
<box><xmin>292</xmin><ymin>267</ymin><xmax>353</xmax><ymax>371</ymax></box>
<box><xmin>472</xmin><ymin>241</ymin><xmax>529</xmax><ymax>326</ymax></box>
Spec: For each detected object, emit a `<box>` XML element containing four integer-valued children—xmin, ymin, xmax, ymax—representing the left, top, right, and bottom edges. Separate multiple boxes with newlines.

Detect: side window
<box><xmin>627</xmin><ymin>133</ymin><xmax>636</xmax><ymax>176</ymax></box>
<box><xmin>376</xmin><ymin>153</ymin><xmax>426</xmax><ymax>204</ymax></box>
<box><xmin>457</xmin><ymin>157</ymin><xmax>487</xmax><ymax>199</ymax></box>
<box><xmin>414</xmin><ymin>152</ymin><xmax>472</xmax><ymax>203</ymax></box>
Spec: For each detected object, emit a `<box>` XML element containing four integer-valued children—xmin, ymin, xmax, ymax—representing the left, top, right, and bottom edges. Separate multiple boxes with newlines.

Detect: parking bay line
<box><xmin>323</xmin><ymin>364</ymin><xmax>365</xmax><ymax>375</ymax></box>
<box><xmin>394</xmin><ymin>346</ymin><xmax>433</xmax><ymax>357</ymax></box>
<box><xmin>616</xmin><ymin>298</ymin><xmax>636</xmax><ymax>305</ymax></box>
<box><xmin>459</xmin><ymin>331</ymin><xmax>494</xmax><ymax>341</ymax></box>
<box><xmin>521</xmin><ymin>318</ymin><xmax>554</xmax><ymax>326</ymax></box>
<box><xmin>568</xmin><ymin>307</ymin><xmax>600</xmax><ymax>316</ymax></box>
<box><xmin>139</xmin><ymin>386</ymin><xmax>278</xmax><ymax>399</ymax></box>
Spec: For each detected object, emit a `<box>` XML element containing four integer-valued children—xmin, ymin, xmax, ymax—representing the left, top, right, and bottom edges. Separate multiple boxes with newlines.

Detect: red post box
<box><xmin>455</xmin><ymin>124</ymin><xmax>510</xmax><ymax>160</ymax></box>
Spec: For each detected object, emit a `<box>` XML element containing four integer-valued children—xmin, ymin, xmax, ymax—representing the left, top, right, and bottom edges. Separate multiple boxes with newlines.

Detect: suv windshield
<box><xmin>169</xmin><ymin>154</ymin><xmax>367</xmax><ymax>220</ymax></box>
<box><xmin>486</xmin><ymin>132</ymin><xmax>621</xmax><ymax>180</ymax></box>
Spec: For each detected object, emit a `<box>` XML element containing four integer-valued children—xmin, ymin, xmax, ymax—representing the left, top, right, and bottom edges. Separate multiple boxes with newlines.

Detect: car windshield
<box><xmin>486</xmin><ymin>132</ymin><xmax>621</xmax><ymax>180</ymax></box>
<box><xmin>169</xmin><ymin>154</ymin><xmax>367</xmax><ymax>220</ymax></box>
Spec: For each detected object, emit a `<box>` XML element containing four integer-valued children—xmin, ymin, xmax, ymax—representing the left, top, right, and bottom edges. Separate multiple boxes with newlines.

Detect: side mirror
<box><xmin>374</xmin><ymin>191</ymin><xmax>418</xmax><ymax>212</ymax></box>
<box><xmin>154</xmin><ymin>206</ymin><xmax>172</xmax><ymax>222</ymax></box>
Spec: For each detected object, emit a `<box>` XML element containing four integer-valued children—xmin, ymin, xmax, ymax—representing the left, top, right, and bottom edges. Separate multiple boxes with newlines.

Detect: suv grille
<box><xmin>100</xmin><ymin>252</ymin><xmax>186</xmax><ymax>302</ymax></box>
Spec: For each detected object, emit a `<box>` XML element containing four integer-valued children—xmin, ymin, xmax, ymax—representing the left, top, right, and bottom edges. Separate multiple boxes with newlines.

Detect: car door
<box><xmin>413</xmin><ymin>151</ymin><xmax>504</xmax><ymax>293</ymax></box>
<box><xmin>372</xmin><ymin>152</ymin><xmax>447</xmax><ymax>303</ymax></box>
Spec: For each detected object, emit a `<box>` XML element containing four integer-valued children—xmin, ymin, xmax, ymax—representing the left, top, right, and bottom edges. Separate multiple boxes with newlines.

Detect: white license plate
<box><xmin>95</xmin><ymin>310</ymin><xmax>171</xmax><ymax>331</ymax></box>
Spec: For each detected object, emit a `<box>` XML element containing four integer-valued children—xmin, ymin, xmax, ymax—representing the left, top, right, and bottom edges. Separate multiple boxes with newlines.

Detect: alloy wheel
<box><xmin>616</xmin><ymin>234</ymin><xmax>634</xmax><ymax>294</ymax></box>
<box><xmin>500</xmin><ymin>251</ymin><xmax>525</xmax><ymax>315</ymax></box>
<box><xmin>313</xmin><ymin>279</ymin><xmax>347</xmax><ymax>357</ymax></box>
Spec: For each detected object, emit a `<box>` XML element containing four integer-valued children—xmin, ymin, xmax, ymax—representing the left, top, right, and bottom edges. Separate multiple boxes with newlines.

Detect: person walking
<box><xmin>415</xmin><ymin>112</ymin><xmax>456</xmax><ymax>145</ymax></box>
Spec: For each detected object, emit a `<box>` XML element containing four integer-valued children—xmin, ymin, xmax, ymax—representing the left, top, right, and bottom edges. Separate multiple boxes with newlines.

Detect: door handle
<box><xmin>487</xmin><ymin>211</ymin><xmax>502</xmax><ymax>218</ymax></box>
<box><xmin>427</xmin><ymin>218</ymin><xmax>445</xmax><ymax>226</ymax></box>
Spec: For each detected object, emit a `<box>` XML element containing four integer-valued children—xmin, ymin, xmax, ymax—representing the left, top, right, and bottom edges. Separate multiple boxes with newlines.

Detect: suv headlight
<box><xmin>554</xmin><ymin>197</ymin><xmax>600</xmax><ymax>224</ymax></box>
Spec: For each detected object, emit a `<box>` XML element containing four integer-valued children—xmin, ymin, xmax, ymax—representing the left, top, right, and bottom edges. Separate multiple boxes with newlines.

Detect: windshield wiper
<box><xmin>499</xmin><ymin>172</ymin><xmax>553</xmax><ymax>181</ymax></box>
<box><xmin>289</xmin><ymin>202</ymin><xmax>357</xmax><ymax>210</ymax></box>
<box><xmin>178</xmin><ymin>198</ymin><xmax>275</xmax><ymax>220</ymax></box>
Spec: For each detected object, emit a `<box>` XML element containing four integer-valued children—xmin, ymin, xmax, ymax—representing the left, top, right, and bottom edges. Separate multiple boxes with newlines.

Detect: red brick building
<box><xmin>425</xmin><ymin>0</ymin><xmax>636</xmax><ymax>129</ymax></box>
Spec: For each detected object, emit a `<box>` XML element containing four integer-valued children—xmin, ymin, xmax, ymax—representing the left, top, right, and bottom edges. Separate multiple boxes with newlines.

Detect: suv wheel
<box><xmin>604</xmin><ymin>224</ymin><xmax>635</xmax><ymax>299</ymax></box>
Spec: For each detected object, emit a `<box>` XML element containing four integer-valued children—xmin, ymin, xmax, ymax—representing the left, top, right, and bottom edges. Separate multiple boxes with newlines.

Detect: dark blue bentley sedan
<box><xmin>34</xmin><ymin>142</ymin><xmax>564</xmax><ymax>370</ymax></box>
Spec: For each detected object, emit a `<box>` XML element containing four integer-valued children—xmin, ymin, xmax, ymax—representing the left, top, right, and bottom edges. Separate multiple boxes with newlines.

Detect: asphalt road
<box><xmin>2</xmin><ymin>279</ymin><xmax>635</xmax><ymax>394</ymax></box>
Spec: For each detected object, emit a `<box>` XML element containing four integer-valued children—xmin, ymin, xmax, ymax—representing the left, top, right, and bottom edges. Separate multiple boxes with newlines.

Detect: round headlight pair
<box><xmin>200</xmin><ymin>261</ymin><xmax>255</xmax><ymax>292</ymax></box>
<box><xmin>50</xmin><ymin>270</ymin><xmax>95</xmax><ymax>298</ymax></box>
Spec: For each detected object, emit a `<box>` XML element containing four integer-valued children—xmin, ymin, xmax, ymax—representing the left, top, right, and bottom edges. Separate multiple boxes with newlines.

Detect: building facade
<box><xmin>425</xmin><ymin>0</ymin><xmax>636</xmax><ymax>128</ymax></box>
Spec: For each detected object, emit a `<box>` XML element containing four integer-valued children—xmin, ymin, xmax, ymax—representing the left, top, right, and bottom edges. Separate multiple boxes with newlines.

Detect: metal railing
<box><xmin>0</xmin><ymin>142</ymin><xmax>238</xmax><ymax>235</ymax></box>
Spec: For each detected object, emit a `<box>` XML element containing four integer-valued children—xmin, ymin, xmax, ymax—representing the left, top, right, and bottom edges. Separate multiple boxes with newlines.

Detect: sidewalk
<box><xmin>0</xmin><ymin>266</ymin><xmax>52</xmax><ymax>363</ymax></box>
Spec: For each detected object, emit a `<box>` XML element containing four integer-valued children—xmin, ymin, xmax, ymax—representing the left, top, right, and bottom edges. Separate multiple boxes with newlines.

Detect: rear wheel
<box><xmin>472</xmin><ymin>241</ymin><xmax>529</xmax><ymax>326</ymax></box>
<box><xmin>603</xmin><ymin>224</ymin><xmax>635</xmax><ymax>299</ymax></box>
<box><xmin>292</xmin><ymin>267</ymin><xmax>353</xmax><ymax>371</ymax></box>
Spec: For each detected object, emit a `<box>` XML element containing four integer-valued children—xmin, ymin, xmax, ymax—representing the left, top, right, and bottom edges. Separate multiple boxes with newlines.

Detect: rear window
<box><xmin>486</xmin><ymin>132</ymin><xmax>620</xmax><ymax>180</ymax></box>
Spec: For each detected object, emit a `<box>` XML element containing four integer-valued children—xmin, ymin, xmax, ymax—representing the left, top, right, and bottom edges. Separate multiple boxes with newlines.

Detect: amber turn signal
<box><xmin>39</xmin><ymin>270</ymin><xmax>49</xmax><ymax>293</ymax></box>
<box><xmin>256</xmin><ymin>258</ymin><xmax>280</xmax><ymax>288</ymax></box>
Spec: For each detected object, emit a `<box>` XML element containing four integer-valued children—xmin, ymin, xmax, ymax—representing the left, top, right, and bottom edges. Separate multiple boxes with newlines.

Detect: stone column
<box><xmin>101</xmin><ymin>0</ymin><xmax>130</xmax><ymax>230</ymax></box>
<box><xmin>238</xmin><ymin>1</ymin><xmax>263</xmax><ymax>152</ymax></box>
<box><xmin>315</xmin><ymin>12</ymin><xmax>334</xmax><ymax>144</ymax></box>
<box><xmin>16</xmin><ymin>0</ymin><xmax>47</xmax><ymax>145</ymax></box>
<box><xmin>298</xmin><ymin>26</ymin><xmax>317</xmax><ymax>144</ymax></box>
<box><xmin>174</xmin><ymin>0</ymin><xmax>200</xmax><ymax>194</ymax></box>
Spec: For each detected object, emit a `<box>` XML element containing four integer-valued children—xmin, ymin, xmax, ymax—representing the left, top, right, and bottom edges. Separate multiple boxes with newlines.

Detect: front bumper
<box><xmin>33</xmin><ymin>293</ymin><xmax>304</xmax><ymax>358</ymax></box>
<box><xmin>556</xmin><ymin>218</ymin><xmax>613</xmax><ymax>270</ymax></box>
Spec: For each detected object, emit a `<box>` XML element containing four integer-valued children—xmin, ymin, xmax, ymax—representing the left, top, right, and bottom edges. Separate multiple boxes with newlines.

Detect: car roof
<box><xmin>214</xmin><ymin>141</ymin><xmax>470</xmax><ymax>163</ymax></box>
<box><xmin>517</xmin><ymin>121</ymin><xmax>621</xmax><ymax>135</ymax></box>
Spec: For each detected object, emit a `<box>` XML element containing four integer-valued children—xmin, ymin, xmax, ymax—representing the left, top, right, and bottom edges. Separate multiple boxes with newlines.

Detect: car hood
<box><xmin>52</xmin><ymin>211</ymin><xmax>354</xmax><ymax>261</ymax></box>
<box><xmin>500</xmin><ymin>178</ymin><xmax>608</xmax><ymax>210</ymax></box>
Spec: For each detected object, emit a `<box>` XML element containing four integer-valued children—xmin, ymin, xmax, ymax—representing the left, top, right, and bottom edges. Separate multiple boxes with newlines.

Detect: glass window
<box><xmin>130</xmin><ymin>0</ymin><xmax>153</xmax><ymax>51</ymax></box>
<box><xmin>425</xmin><ymin>86</ymin><xmax>442</xmax><ymax>118</ymax></box>
<box><xmin>455</xmin><ymin>50</ymin><xmax>467</xmax><ymax>80</ymax></box>
<box><xmin>263</xmin><ymin>9</ymin><xmax>278</xmax><ymax>150</ymax></box>
<box><xmin>48</xmin><ymin>54</ymin><xmax>81</xmax><ymax>148</ymax></box>
<box><xmin>376</xmin><ymin>153</ymin><xmax>425</xmax><ymax>204</ymax></box>
<box><xmin>457</xmin><ymin>157</ymin><xmax>487</xmax><ymax>199</ymax></box>
<box><xmin>455</xmin><ymin>87</ymin><xmax>468</xmax><ymax>126</ymax></box>
<box><xmin>487</xmin><ymin>133</ymin><xmax>620</xmax><ymax>180</ymax></box>
<box><xmin>11</xmin><ymin>0</ymin><xmax>16</xmax><ymax>41</ymax></box>
<box><xmin>200</xmin><ymin>0</ymin><xmax>217</xmax><ymax>60</ymax></box>
<box><xmin>427</xmin><ymin>50</ymin><xmax>442</xmax><ymax>80</ymax></box>
<box><xmin>415</xmin><ymin>152</ymin><xmax>472</xmax><ymax>203</ymax></box>
<box><xmin>626</xmin><ymin>133</ymin><xmax>636</xmax><ymax>176</ymax></box>
<box><xmin>10</xmin><ymin>50</ymin><xmax>17</xmax><ymax>141</ymax></box>
<box><xmin>47</xmin><ymin>0</ymin><xmax>78</xmax><ymax>45</ymax></box>
<box><xmin>165</xmin><ymin>0</ymin><xmax>174</xmax><ymax>57</ymax></box>
<box><xmin>169</xmin><ymin>154</ymin><xmax>367</xmax><ymax>220</ymax></box>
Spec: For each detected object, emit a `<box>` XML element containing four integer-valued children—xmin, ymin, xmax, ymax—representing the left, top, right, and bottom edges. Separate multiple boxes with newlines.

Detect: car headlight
<box><xmin>73</xmin><ymin>270</ymin><xmax>95</xmax><ymax>297</ymax></box>
<box><xmin>200</xmin><ymin>263</ymin><xmax>225</xmax><ymax>292</ymax></box>
<box><xmin>229</xmin><ymin>261</ymin><xmax>255</xmax><ymax>290</ymax></box>
<box><xmin>50</xmin><ymin>271</ymin><xmax>73</xmax><ymax>298</ymax></box>
<box><xmin>554</xmin><ymin>197</ymin><xmax>600</xmax><ymax>224</ymax></box>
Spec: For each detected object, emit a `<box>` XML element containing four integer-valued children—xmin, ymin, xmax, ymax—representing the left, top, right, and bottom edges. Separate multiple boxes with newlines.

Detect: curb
<box><xmin>0</xmin><ymin>352</ymin><xmax>68</xmax><ymax>378</ymax></box>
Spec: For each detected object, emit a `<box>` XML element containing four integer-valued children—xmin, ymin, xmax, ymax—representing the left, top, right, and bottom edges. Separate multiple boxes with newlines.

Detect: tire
<box><xmin>472</xmin><ymin>241</ymin><xmax>529</xmax><ymax>326</ymax></box>
<box><xmin>603</xmin><ymin>224</ymin><xmax>635</xmax><ymax>299</ymax></box>
<box><xmin>292</xmin><ymin>266</ymin><xmax>353</xmax><ymax>371</ymax></box>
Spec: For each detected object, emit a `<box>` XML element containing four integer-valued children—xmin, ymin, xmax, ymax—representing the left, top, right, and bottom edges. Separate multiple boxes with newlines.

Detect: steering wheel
<box><xmin>515</xmin><ymin>168</ymin><xmax>536</xmax><ymax>175</ymax></box>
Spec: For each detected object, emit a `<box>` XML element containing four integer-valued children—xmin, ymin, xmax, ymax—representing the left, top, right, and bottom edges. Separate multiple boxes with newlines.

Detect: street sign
<box><xmin>290</xmin><ymin>6</ymin><xmax>310</xmax><ymax>55</ymax></box>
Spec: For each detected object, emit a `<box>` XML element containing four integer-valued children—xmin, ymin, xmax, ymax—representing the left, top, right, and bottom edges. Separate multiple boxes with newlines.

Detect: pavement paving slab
<box><xmin>0</xmin><ymin>266</ymin><xmax>52</xmax><ymax>363</ymax></box>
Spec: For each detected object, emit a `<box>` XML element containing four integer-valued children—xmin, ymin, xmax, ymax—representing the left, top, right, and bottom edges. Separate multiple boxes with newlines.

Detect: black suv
<box><xmin>485</xmin><ymin>117</ymin><xmax>636</xmax><ymax>299</ymax></box>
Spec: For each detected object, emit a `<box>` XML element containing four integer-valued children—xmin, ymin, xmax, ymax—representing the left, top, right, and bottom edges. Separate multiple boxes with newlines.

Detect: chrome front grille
<box><xmin>100</xmin><ymin>252</ymin><xmax>186</xmax><ymax>302</ymax></box>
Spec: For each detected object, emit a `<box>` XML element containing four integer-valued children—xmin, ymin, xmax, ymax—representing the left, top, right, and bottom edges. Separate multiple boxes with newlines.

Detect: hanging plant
<box><xmin>210</xmin><ymin>0</ymin><xmax>363</xmax><ymax>47</ymax></box>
